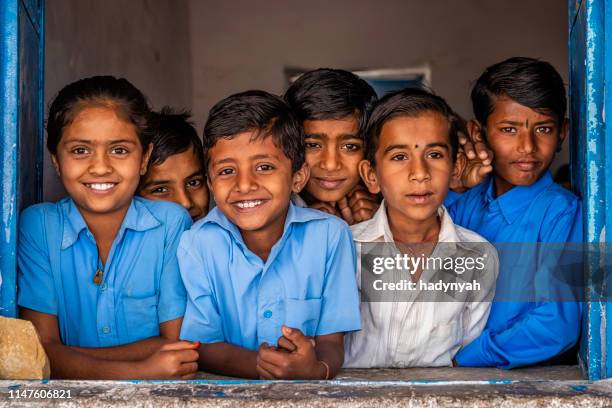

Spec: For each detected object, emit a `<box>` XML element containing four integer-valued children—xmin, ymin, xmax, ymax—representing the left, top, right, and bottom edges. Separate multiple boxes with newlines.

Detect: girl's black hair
<box><xmin>471</xmin><ymin>57</ymin><xmax>567</xmax><ymax>128</ymax></box>
<box><xmin>147</xmin><ymin>107</ymin><xmax>204</xmax><ymax>169</ymax></box>
<box><xmin>365</xmin><ymin>87</ymin><xmax>462</xmax><ymax>166</ymax></box>
<box><xmin>46</xmin><ymin>75</ymin><xmax>151</xmax><ymax>154</ymax></box>
<box><xmin>284</xmin><ymin>68</ymin><xmax>377</xmax><ymax>139</ymax></box>
<box><xmin>203</xmin><ymin>90</ymin><xmax>304</xmax><ymax>173</ymax></box>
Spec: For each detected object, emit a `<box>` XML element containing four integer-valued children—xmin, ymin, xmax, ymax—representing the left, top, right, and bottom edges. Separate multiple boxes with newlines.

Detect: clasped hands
<box><xmin>255</xmin><ymin>325</ymin><xmax>328</xmax><ymax>380</ymax></box>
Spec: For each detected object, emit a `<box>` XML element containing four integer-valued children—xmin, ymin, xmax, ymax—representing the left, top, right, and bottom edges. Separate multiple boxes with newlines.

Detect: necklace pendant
<box><xmin>93</xmin><ymin>269</ymin><xmax>104</xmax><ymax>285</ymax></box>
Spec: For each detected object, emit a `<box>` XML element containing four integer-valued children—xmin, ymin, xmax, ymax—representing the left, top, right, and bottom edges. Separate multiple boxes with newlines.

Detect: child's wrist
<box><xmin>318</xmin><ymin>360</ymin><xmax>330</xmax><ymax>380</ymax></box>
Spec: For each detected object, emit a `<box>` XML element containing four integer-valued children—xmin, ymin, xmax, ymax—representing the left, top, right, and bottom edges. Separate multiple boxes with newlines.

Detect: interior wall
<box><xmin>44</xmin><ymin>0</ymin><xmax>193</xmax><ymax>201</ymax></box>
<box><xmin>188</xmin><ymin>0</ymin><xmax>569</xmax><ymax>173</ymax></box>
<box><xmin>43</xmin><ymin>0</ymin><xmax>570</xmax><ymax>202</ymax></box>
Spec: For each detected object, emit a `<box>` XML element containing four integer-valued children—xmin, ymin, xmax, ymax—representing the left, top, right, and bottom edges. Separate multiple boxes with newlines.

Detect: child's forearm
<box><xmin>198</xmin><ymin>342</ymin><xmax>259</xmax><ymax>378</ymax></box>
<box><xmin>69</xmin><ymin>318</ymin><xmax>182</xmax><ymax>361</ymax></box>
<box><xmin>70</xmin><ymin>336</ymin><xmax>171</xmax><ymax>361</ymax></box>
<box><xmin>43</xmin><ymin>340</ymin><xmax>151</xmax><ymax>379</ymax></box>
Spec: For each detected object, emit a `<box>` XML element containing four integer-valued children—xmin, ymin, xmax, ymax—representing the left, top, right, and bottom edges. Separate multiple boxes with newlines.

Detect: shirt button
<box><xmin>102</xmin><ymin>326</ymin><xmax>110</xmax><ymax>334</ymax></box>
<box><xmin>100</xmin><ymin>283</ymin><xmax>107</xmax><ymax>291</ymax></box>
<box><xmin>263</xmin><ymin>310</ymin><xmax>272</xmax><ymax>319</ymax></box>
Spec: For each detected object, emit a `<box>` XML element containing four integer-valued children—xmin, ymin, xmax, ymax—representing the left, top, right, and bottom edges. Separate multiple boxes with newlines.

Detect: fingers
<box><xmin>257</xmin><ymin>356</ymin><xmax>285</xmax><ymax>379</ymax></box>
<box><xmin>256</xmin><ymin>361</ymin><xmax>277</xmax><ymax>380</ymax></box>
<box><xmin>476</xmin><ymin>165</ymin><xmax>493</xmax><ymax>177</ymax></box>
<box><xmin>349</xmin><ymin>199</ymin><xmax>379</xmax><ymax>223</ymax></box>
<box><xmin>160</xmin><ymin>340</ymin><xmax>200</xmax><ymax>352</ymax></box>
<box><xmin>178</xmin><ymin>361</ymin><xmax>199</xmax><ymax>376</ymax></box>
<box><xmin>258</xmin><ymin>344</ymin><xmax>293</xmax><ymax>367</ymax></box>
<box><xmin>281</xmin><ymin>326</ymin><xmax>315</xmax><ymax>350</ymax></box>
<box><xmin>171</xmin><ymin>348</ymin><xmax>200</xmax><ymax>364</ymax></box>
<box><xmin>347</xmin><ymin>189</ymin><xmax>378</xmax><ymax>208</ymax></box>
<box><xmin>310</xmin><ymin>201</ymin><xmax>338</xmax><ymax>216</ymax></box>
<box><xmin>474</xmin><ymin>142</ymin><xmax>493</xmax><ymax>164</ymax></box>
<box><xmin>337</xmin><ymin>197</ymin><xmax>354</xmax><ymax>225</ymax></box>
<box><xmin>461</xmin><ymin>138</ymin><xmax>477</xmax><ymax>160</ymax></box>
<box><xmin>277</xmin><ymin>336</ymin><xmax>297</xmax><ymax>352</ymax></box>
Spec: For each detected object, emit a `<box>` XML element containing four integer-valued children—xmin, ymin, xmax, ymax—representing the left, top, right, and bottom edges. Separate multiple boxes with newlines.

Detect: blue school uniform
<box><xmin>444</xmin><ymin>190</ymin><xmax>461</xmax><ymax>207</ymax></box>
<box><xmin>179</xmin><ymin>202</ymin><xmax>361</xmax><ymax>349</ymax></box>
<box><xmin>448</xmin><ymin>171</ymin><xmax>582</xmax><ymax>368</ymax></box>
<box><xmin>17</xmin><ymin>197</ymin><xmax>191</xmax><ymax>348</ymax></box>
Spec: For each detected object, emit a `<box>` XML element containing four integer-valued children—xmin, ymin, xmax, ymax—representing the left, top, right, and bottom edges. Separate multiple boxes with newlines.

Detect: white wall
<box><xmin>44</xmin><ymin>0</ymin><xmax>193</xmax><ymax>201</ymax></box>
<box><xmin>43</xmin><ymin>0</ymin><xmax>570</xmax><ymax>202</ymax></box>
<box><xmin>188</xmin><ymin>0</ymin><xmax>569</xmax><ymax>172</ymax></box>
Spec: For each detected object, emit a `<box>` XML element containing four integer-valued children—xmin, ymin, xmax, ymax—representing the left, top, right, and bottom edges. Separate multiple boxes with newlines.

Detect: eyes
<box><xmin>304</xmin><ymin>141</ymin><xmax>362</xmax><ymax>152</ymax></box>
<box><xmin>216</xmin><ymin>163</ymin><xmax>276</xmax><ymax>177</ymax></box>
<box><xmin>69</xmin><ymin>145</ymin><xmax>131</xmax><ymax>157</ymax></box>
<box><xmin>390</xmin><ymin>151</ymin><xmax>445</xmax><ymax>161</ymax></box>
<box><xmin>149</xmin><ymin>177</ymin><xmax>205</xmax><ymax>196</ymax></box>
<box><xmin>499</xmin><ymin>126</ymin><xmax>555</xmax><ymax>134</ymax></box>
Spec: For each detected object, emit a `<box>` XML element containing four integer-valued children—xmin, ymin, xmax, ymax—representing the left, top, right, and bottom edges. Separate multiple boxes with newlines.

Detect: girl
<box><xmin>17</xmin><ymin>76</ymin><xmax>199</xmax><ymax>379</ymax></box>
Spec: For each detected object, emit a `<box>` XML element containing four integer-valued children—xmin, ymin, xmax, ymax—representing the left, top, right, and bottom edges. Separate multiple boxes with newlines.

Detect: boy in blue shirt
<box><xmin>450</xmin><ymin>57</ymin><xmax>582</xmax><ymax>368</ymax></box>
<box><xmin>178</xmin><ymin>90</ymin><xmax>361</xmax><ymax>379</ymax></box>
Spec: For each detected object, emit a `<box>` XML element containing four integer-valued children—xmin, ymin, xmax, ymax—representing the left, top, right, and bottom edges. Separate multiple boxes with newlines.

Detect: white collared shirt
<box><xmin>344</xmin><ymin>202</ymin><xmax>498</xmax><ymax>368</ymax></box>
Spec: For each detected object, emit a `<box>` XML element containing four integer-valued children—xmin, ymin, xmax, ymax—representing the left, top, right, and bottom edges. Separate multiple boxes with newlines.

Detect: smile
<box><xmin>85</xmin><ymin>182</ymin><xmax>117</xmax><ymax>191</ymax></box>
<box><xmin>234</xmin><ymin>200</ymin><xmax>264</xmax><ymax>209</ymax></box>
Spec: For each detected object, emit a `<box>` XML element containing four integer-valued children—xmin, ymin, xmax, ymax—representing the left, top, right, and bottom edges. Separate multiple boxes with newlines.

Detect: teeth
<box><xmin>87</xmin><ymin>183</ymin><xmax>115</xmax><ymax>191</ymax></box>
<box><xmin>236</xmin><ymin>200</ymin><xmax>263</xmax><ymax>209</ymax></box>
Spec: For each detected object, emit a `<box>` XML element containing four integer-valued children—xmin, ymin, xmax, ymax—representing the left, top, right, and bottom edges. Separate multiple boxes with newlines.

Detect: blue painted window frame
<box><xmin>569</xmin><ymin>0</ymin><xmax>611</xmax><ymax>381</ymax></box>
<box><xmin>0</xmin><ymin>0</ymin><xmax>44</xmax><ymax>318</ymax></box>
<box><xmin>0</xmin><ymin>0</ymin><xmax>609</xmax><ymax>382</ymax></box>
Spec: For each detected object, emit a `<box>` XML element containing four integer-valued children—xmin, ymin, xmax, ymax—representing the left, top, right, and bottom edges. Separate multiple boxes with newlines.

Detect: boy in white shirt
<box><xmin>344</xmin><ymin>88</ymin><xmax>498</xmax><ymax>368</ymax></box>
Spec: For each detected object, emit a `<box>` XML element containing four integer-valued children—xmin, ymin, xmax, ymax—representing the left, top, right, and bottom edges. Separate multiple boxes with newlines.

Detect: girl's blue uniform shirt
<box><xmin>448</xmin><ymin>171</ymin><xmax>582</xmax><ymax>368</ymax></box>
<box><xmin>17</xmin><ymin>197</ymin><xmax>192</xmax><ymax>348</ymax></box>
<box><xmin>178</xmin><ymin>203</ymin><xmax>361</xmax><ymax>349</ymax></box>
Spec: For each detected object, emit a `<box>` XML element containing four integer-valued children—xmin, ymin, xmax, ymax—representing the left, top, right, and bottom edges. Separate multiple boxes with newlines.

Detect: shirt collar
<box><xmin>352</xmin><ymin>200</ymin><xmax>459</xmax><ymax>245</ymax></box>
<box><xmin>61</xmin><ymin>198</ymin><xmax>160</xmax><ymax>250</ymax></box>
<box><xmin>352</xmin><ymin>201</ymin><xmax>393</xmax><ymax>242</ymax></box>
<box><xmin>484</xmin><ymin>171</ymin><xmax>554</xmax><ymax>224</ymax></box>
<box><xmin>201</xmin><ymin>201</ymin><xmax>327</xmax><ymax>248</ymax></box>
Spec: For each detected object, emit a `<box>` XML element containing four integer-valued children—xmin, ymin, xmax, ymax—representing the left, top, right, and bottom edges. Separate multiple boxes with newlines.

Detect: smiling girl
<box><xmin>17</xmin><ymin>76</ymin><xmax>199</xmax><ymax>379</ymax></box>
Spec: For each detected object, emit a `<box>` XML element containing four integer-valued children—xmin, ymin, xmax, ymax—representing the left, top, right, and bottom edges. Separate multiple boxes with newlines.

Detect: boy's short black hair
<box><xmin>203</xmin><ymin>90</ymin><xmax>304</xmax><ymax>173</ymax></box>
<box><xmin>147</xmin><ymin>107</ymin><xmax>204</xmax><ymax>169</ymax></box>
<box><xmin>471</xmin><ymin>57</ymin><xmax>567</xmax><ymax>127</ymax></box>
<box><xmin>284</xmin><ymin>68</ymin><xmax>377</xmax><ymax>138</ymax></box>
<box><xmin>365</xmin><ymin>87</ymin><xmax>462</xmax><ymax>166</ymax></box>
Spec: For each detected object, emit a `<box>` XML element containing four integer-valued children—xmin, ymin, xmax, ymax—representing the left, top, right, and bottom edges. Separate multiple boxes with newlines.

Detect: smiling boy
<box><xmin>449</xmin><ymin>57</ymin><xmax>582</xmax><ymax>368</ymax></box>
<box><xmin>344</xmin><ymin>88</ymin><xmax>498</xmax><ymax>368</ymax></box>
<box><xmin>178</xmin><ymin>90</ymin><xmax>361</xmax><ymax>379</ymax></box>
<box><xmin>284</xmin><ymin>68</ymin><xmax>379</xmax><ymax>224</ymax></box>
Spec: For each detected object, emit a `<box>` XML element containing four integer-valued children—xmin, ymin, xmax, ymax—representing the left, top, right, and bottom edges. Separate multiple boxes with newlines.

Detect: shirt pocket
<box><xmin>122</xmin><ymin>294</ymin><xmax>160</xmax><ymax>342</ymax></box>
<box><xmin>284</xmin><ymin>298</ymin><xmax>322</xmax><ymax>337</ymax></box>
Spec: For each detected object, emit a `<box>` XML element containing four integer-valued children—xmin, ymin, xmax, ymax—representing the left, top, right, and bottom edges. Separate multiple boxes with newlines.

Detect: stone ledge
<box><xmin>1</xmin><ymin>367</ymin><xmax>611</xmax><ymax>407</ymax></box>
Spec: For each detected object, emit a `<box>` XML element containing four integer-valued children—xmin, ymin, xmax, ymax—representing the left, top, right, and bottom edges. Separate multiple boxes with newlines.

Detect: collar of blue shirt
<box><xmin>60</xmin><ymin>197</ymin><xmax>161</xmax><ymax>250</ymax></box>
<box><xmin>483</xmin><ymin>171</ymin><xmax>554</xmax><ymax>225</ymax></box>
<box><xmin>199</xmin><ymin>201</ymin><xmax>329</xmax><ymax>252</ymax></box>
